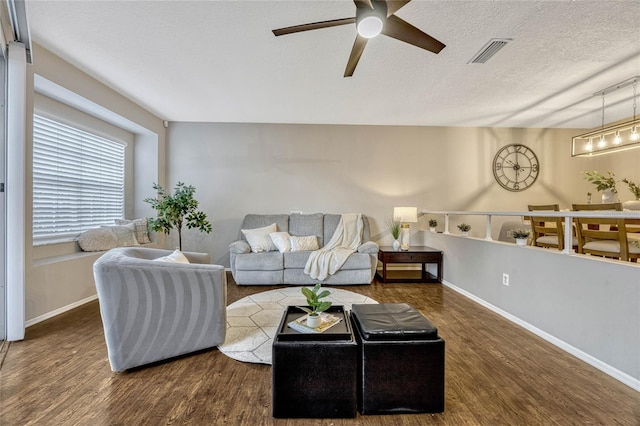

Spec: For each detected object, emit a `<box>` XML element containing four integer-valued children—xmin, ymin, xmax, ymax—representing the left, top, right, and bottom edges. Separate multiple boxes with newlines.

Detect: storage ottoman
<box><xmin>272</xmin><ymin>306</ymin><xmax>357</xmax><ymax>418</ymax></box>
<box><xmin>350</xmin><ymin>303</ymin><xmax>445</xmax><ymax>415</ymax></box>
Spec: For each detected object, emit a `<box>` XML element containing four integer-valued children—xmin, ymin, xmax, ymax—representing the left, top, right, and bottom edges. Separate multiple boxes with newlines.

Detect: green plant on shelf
<box><xmin>511</xmin><ymin>228</ymin><xmax>530</xmax><ymax>239</ymax></box>
<box><xmin>457</xmin><ymin>223</ymin><xmax>471</xmax><ymax>232</ymax></box>
<box><xmin>428</xmin><ymin>219</ymin><xmax>438</xmax><ymax>228</ymax></box>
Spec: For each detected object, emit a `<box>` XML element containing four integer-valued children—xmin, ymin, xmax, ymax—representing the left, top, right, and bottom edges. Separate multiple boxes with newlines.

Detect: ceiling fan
<box><xmin>272</xmin><ymin>0</ymin><xmax>446</xmax><ymax>77</ymax></box>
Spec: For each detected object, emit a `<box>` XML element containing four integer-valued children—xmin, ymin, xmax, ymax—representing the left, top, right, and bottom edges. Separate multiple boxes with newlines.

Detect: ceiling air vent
<box><xmin>468</xmin><ymin>38</ymin><xmax>512</xmax><ymax>64</ymax></box>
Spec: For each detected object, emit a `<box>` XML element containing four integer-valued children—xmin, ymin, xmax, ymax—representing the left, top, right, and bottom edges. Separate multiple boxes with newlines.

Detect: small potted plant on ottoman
<box><xmin>298</xmin><ymin>283</ymin><xmax>332</xmax><ymax>328</ymax></box>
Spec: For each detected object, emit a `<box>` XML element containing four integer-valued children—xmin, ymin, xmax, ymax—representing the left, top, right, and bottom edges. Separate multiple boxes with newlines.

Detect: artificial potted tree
<box><xmin>457</xmin><ymin>223</ymin><xmax>471</xmax><ymax>237</ymax></box>
<box><xmin>583</xmin><ymin>171</ymin><xmax>618</xmax><ymax>203</ymax></box>
<box><xmin>144</xmin><ymin>182</ymin><xmax>212</xmax><ymax>250</ymax></box>
<box><xmin>298</xmin><ymin>283</ymin><xmax>332</xmax><ymax>328</ymax></box>
<box><xmin>511</xmin><ymin>228</ymin><xmax>530</xmax><ymax>246</ymax></box>
<box><xmin>429</xmin><ymin>219</ymin><xmax>438</xmax><ymax>233</ymax></box>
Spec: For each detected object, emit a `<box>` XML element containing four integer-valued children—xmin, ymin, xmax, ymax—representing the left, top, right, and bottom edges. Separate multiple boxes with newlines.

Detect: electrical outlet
<box><xmin>502</xmin><ymin>273</ymin><xmax>509</xmax><ymax>286</ymax></box>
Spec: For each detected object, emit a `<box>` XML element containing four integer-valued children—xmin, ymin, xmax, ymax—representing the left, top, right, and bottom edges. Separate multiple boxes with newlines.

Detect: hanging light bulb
<box><xmin>597</xmin><ymin>135</ymin><xmax>606</xmax><ymax>148</ymax></box>
<box><xmin>632</xmin><ymin>126</ymin><xmax>640</xmax><ymax>141</ymax></box>
<box><xmin>613</xmin><ymin>130</ymin><xmax>621</xmax><ymax>144</ymax></box>
<box><xmin>585</xmin><ymin>138</ymin><xmax>593</xmax><ymax>151</ymax></box>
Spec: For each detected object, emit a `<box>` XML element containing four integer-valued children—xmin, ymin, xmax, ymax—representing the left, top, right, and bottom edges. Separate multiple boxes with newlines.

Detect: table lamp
<box><xmin>393</xmin><ymin>207</ymin><xmax>418</xmax><ymax>251</ymax></box>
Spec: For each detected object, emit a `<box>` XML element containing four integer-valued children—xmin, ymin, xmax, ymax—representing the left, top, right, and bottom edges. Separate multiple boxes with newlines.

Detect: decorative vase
<box><xmin>623</xmin><ymin>200</ymin><xmax>640</xmax><ymax>210</ymax></box>
<box><xmin>392</xmin><ymin>239</ymin><xmax>401</xmax><ymax>251</ymax></box>
<box><xmin>430</xmin><ymin>227</ymin><xmax>436</xmax><ymax>233</ymax></box>
<box><xmin>601</xmin><ymin>189</ymin><xmax>617</xmax><ymax>203</ymax></box>
<box><xmin>516</xmin><ymin>238</ymin><xmax>527</xmax><ymax>246</ymax></box>
<box><xmin>306</xmin><ymin>314</ymin><xmax>321</xmax><ymax>328</ymax></box>
<box><xmin>461</xmin><ymin>231</ymin><xmax>468</xmax><ymax>237</ymax></box>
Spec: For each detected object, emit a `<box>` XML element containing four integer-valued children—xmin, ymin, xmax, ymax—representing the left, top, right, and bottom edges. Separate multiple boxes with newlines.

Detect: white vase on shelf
<box><xmin>601</xmin><ymin>189</ymin><xmax>617</xmax><ymax>203</ymax></box>
<box><xmin>516</xmin><ymin>238</ymin><xmax>527</xmax><ymax>246</ymax></box>
<box><xmin>430</xmin><ymin>227</ymin><xmax>436</xmax><ymax>233</ymax></box>
<box><xmin>392</xmin><ymin>239</ymin><xmax>400</xmax><ymax>251</ymax></box>
<box><xmin>461</xmin><ymin>231</ymin><xmax>468</xmax><ymax>237</ymax></box>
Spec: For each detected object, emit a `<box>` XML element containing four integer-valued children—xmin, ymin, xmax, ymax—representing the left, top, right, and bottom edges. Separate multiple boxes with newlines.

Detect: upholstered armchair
<box><xmin>93</xmin><ymin>247</ymin><xmax>227</xmax><ymax>372</ymax></box>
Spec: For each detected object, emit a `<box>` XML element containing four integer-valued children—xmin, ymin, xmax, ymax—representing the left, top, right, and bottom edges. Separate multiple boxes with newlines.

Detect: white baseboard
<box><xmin>443</xmin><ymin>280</ymin><xmax>640</xmax><ymax>393</ymax></box>
<box><xmin>25</xmin><ymin>294</ymin><xmax>98</xmax><ymax>328</ymax></box>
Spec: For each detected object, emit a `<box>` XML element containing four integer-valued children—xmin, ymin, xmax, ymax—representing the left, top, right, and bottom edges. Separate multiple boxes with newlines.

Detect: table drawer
<box><xmin>380</xmin><ymin>252</ymin><xmax>440</xmax><ymax>263</ymax></box>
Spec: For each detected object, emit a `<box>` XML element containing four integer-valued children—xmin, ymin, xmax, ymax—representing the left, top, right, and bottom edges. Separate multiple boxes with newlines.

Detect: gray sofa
<box><xmin>93</xmin><ymin>247</ymin><xmax>227</xmax><ymax>371</ymax></box>
<box><xmin>229</xmin><ymin>213</ymin><xmax>379</xmax><ymax>285</ymax></box>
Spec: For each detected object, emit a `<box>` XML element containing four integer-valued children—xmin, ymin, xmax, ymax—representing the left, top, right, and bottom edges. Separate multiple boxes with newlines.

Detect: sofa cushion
<box><xmin>235</xmin><ymin>252</ymin><xmax>283</xmax><ymax>271</ymax></box>
<box><xmin>284</xmin><ymin>251</ymin><xmax>311</xmax><ymax>269</ymax></box>
<box><xmin>323</xmin><ymin>214</ymin><xmax>341</xmax><ymax>248</ymax></box>
<box><xmin>240</xmin><ymin>214</ymin><xmax>289</xmax><ymax>240</ymax></box>
<box><xmin>242</xmin><ymin>223</ymin><xmax>277</xmax><ymax>253</ymax></box>
<box><xmin>284</xmin><ymin>251</ymin><xmax>372</xmax><ymax>270</ymax></box>
<box><xmin>289</xmin><ymin>213</ymin><xmax>324</xmax><ymax>246</ymax></box>
<box><xmin>323</xmin><ymin>214</ymin><xmax>371</xmax><ymax>246</ymax></box>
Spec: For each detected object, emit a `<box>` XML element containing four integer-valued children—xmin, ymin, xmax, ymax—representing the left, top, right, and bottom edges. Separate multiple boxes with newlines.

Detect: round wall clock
<box><xmin>492</xmin><ymin>144</ymin><xmax>539</xmax><ymax>192</ymax></box>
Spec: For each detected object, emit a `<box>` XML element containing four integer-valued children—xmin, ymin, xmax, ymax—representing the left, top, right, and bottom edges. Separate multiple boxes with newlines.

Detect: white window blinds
<box><xmin>33</xmin><ymin>114</ymin><xmax>125</xmax><ymax>241</ymax></box>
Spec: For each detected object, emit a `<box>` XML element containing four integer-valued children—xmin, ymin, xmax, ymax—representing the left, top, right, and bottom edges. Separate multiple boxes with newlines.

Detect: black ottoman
<box><xmin>350</xmin><ymin>303</ymin><xmax>445</xmax><ymax>415</ymax></box>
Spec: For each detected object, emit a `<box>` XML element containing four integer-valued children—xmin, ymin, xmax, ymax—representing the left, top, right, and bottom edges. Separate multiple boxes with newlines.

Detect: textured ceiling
<box><xmin>27</xmin><ymin>0</ymin><xmax>640</xmax><ymax>129</ymax></box>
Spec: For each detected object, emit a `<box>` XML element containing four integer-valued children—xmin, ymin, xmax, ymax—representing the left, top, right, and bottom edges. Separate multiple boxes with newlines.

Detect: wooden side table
<box><xmin>376</xmin><ymin>246</ymin><xmax>443</xmax><ymax>284</ymax></box>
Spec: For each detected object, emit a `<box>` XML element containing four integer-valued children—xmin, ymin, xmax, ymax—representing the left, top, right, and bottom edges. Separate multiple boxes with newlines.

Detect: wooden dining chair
<box><xmin>527</xmin><ymin>204</ymin><xmax>576</xmax><ymax>251</ymax></box>
<box><xmin>571</xmin><ymin>203</ymin><xmax>639</xmax><ymax>262</ymax></box>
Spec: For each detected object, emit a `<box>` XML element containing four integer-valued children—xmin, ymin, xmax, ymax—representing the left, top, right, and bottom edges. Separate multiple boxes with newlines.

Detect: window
<box><xmin>33</xmin><ymin>114</ymin><xmax>125</xmax><ymax>242</ymax></box>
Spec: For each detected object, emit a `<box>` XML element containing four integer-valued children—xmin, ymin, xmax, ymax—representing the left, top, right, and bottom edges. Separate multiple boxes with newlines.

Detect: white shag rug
<box><xmin>218</xmin><ymin>286</ymin><xmax>378</xmax><ymax>365</ymax></box>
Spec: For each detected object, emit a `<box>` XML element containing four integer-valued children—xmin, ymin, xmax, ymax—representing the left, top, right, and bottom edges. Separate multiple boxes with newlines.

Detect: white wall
<box><xmin>165</xmin><ymin>122</ymin><xmax>640</xmax><ymax>265</ymax></box>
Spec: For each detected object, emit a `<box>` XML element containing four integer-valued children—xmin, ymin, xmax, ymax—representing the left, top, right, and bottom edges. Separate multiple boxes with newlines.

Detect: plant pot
<box><xmin>461</xmin><ymin>231</ymin><xmax>468</xmax><ymax>237</ymax></box>
<box><xmin>623</xmin><ymin>200</ymin><xmax>640</xmax><ymax>210</ymax></box>
<box><xmin>392</xmin><ymin>239</ymin><xmax>400</xmax><ymax>251</ymax></box>
<box><xmin>306</xmin><ymin>314</ymin><xmax>321</xmax><ymax>328</ymax></box>
<box><xmin>602</xmin><ymin>189</ymin><xmax>617</xmax><ymax>203</ymax></box>
<box><xmin>430</xmin><ymin>227</ymin><xmax>436</xmax><ymax>233</ymax></box>
<box><xmin>516</xmin><ymin>238</ymin><xmax>527</xmax><ymax>246</ymax></box>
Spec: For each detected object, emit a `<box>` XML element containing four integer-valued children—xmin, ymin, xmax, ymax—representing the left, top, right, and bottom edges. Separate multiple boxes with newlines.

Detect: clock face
<box><xmin>492</xmin><ymin>144</ymin><xmax>539</xmax><ymax>192</ymax></box>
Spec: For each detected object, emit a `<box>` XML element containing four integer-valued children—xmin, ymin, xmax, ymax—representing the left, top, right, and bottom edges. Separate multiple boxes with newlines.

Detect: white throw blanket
<box><xmin>304</xmin><ymin>213</ymin><xmax>363</xmax><ymax>281</ymax></box>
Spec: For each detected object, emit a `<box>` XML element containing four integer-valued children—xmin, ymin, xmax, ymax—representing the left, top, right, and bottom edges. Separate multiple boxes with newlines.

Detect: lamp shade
<box><xmin>393</xmin><ymin>207</ymin><xmax>418</xmax><ymax>223</ymax></box>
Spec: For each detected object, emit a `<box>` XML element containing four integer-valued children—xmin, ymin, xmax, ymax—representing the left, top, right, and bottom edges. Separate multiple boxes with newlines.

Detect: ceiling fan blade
<box><xmin>353</xmin><ymin>0</ymin><xmax>374</xmax><ymax>9</ymax></box>
<box><xmin>344</xmin><ymin>35</ymin><xmax>368</xmax><ymax>77</ymax></box>
<box><xmin>272</xmin><ymin>17</ymin><xmax>355</xmax><ymax>36</ymax></box>
<box><xmin>381</xmin><ymin>14</ymin><xmax>445</xmax><ymax>54</ymax></box>
<box><xmin>384</xmin><ymin>0</ymin><xmax>411</xmax><ymax>17</ymax></box>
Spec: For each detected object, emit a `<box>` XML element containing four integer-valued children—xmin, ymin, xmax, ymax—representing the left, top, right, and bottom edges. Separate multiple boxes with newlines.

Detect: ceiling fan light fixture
<box><xmin>357</xmin><ymin>15</ymin><xmax>383</xmax><ymax>38</ymax></box>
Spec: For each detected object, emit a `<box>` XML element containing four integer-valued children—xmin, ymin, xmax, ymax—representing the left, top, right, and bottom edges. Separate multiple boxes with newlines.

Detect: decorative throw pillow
<box><xmin>101</xmin><ymin>223</ymin><xmax>140</xmax><ymax>247</ymax></box>
<box><xmin>77</xmin><ymin>228</ymin><xmax>118</xmax><ymax>252</ymax></box>
<box><xmin>242</xmin><ymin>223</ymin><xmax>277</xmax><ymax>253</ymax></box>
<box><xmin>290</xmin><ymin>235</ymin><xmax>319</xmax><ymax>252</ymax></box>
<box><xmin>115</xmin><ymin>218</ymin><xmax>151</xmax><ymax>244</ymax></box>
<box><xmin>270</xmin><ymin>231</ymin><xmax>292</xmax><ymax>253</ymax></box>
<box><xmin>153</xmin><ymin>249</ymin><xmax>190</xmax><ymax>264</ymax></box>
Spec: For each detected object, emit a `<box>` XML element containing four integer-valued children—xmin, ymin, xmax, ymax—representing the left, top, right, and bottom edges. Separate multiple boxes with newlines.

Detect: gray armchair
<box><xmin>93</xmin><ymin>247</ymin><xmax>227</xmax><ymax>372</ymax></box>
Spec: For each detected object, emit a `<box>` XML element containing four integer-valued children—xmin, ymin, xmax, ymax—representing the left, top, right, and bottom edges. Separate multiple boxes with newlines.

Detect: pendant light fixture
<box><xmin>572</xmin><ymin>76</ymin><xmax>640</xmax><ymax>157</ymax></box>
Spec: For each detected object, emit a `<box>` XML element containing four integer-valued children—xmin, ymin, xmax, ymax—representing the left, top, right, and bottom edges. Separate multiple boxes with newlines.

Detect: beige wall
<box><xmin>24</xmin><ymin>44</ymin><xmax>166</xmax><ymax>323</ymax></box>
<box><xmin>165</xmin><ymin>122</ymin><xmax>640</xmax><ymax>266</ymax></box>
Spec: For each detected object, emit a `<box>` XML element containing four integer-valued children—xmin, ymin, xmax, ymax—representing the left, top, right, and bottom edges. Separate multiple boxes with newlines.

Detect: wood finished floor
<box><xmin>1</xmin><ymin>275</ymin><xmax>639</xmax><ymax>425</ymax></box>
